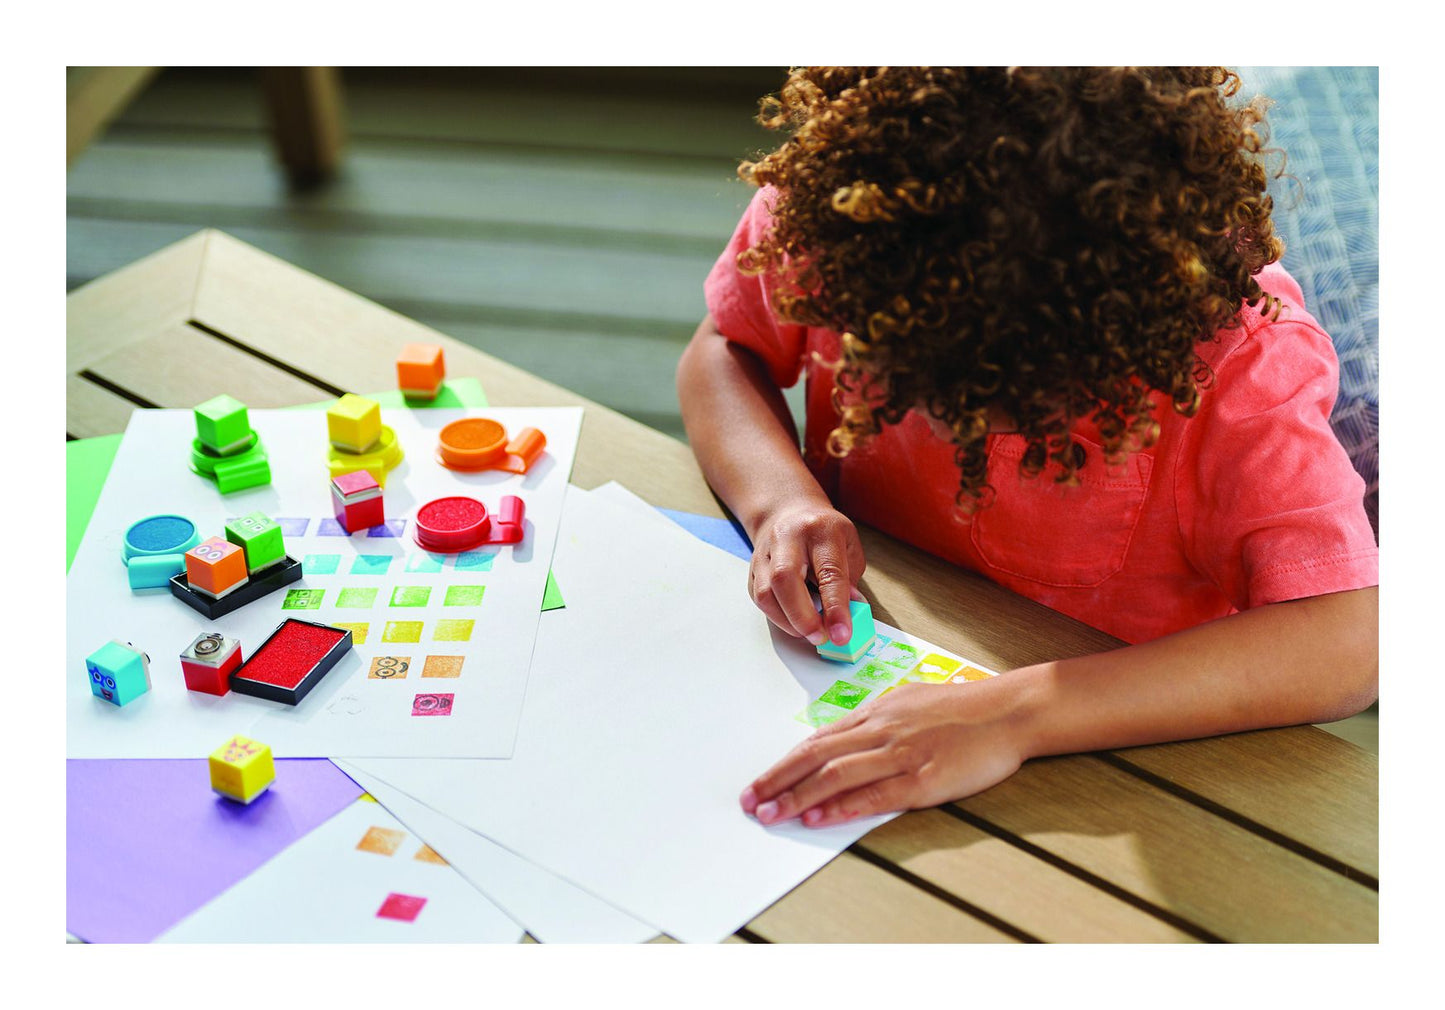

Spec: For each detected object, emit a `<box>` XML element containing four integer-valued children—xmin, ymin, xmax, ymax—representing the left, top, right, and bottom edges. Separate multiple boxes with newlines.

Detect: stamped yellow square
<box><xmin>432</xmin><ymin>619</ymin><xmax>475</xmax><ymax>642</ymax></box>
<box><xmin>208</xmin><ymin>734</ymin><xmax>276</xmax><ymax>804</ymax></box>
<box><xmin>333</xmin><ymin>622</ymin><xmax>369</xmax><ymax>645</ymax></box>
<box><xmin>910</xmin><ymin>653</ymin><xmax>963</xmax><ymax>683</ymax></box>
<box><xmin>382</xmin><ymin>620</ymin><xmax>424</xmax><ymax>644</ymax></box>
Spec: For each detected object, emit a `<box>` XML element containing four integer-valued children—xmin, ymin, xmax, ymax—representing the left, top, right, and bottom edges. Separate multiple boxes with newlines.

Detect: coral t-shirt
<box><xmin>703</xmin><ymin>188</ymin><xmax>1379</xmax><ymax>644</ymax></box>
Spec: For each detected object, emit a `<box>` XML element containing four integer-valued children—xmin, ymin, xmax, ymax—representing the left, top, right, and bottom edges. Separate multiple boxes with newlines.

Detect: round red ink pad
<box><xmin>414</xmin><ymin>496</ymin><xmax>491</xmax><ymax>553</ymax></box>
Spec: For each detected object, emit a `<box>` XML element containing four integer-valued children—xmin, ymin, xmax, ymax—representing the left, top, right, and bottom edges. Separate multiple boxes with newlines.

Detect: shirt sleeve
<box><xmin>1175</xmin><ymin>311</ymin><xmax>1379</xmax><ymax>610</ymax></box>
<box><xmin>703</xmin><ymin>187</ymin><xmax>810</xmax><ymax>389</ymax></box>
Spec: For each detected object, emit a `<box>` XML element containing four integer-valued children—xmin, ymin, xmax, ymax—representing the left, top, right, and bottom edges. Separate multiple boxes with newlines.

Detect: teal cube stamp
<box><xmin>85</xmin><ymin>640</ymin><xmax>152</xmax><ymax>707</ymax></box>
<box><xmin>193</xmin><ymin>394</ymin><xmax>252</xmax><ymax>455</ymax></box>
<box><xmin>225</xmin><ymin>512</ymin><xmax>286</xmax><ymax>573</ymax></box>
<box><xmin>816</xmin><ymin>601</ymin><xmax>877</xmax><ymax>663</ymax></box>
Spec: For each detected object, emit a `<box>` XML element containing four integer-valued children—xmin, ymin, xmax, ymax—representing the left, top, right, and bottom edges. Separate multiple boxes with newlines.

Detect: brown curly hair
<box><xmin>737</xmin><ymin>66</ymin><xmax>1284</xmax><ymax>506</ymax></box>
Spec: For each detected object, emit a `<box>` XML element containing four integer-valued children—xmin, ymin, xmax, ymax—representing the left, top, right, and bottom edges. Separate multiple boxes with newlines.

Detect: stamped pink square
<box><xmin>376</xmin><ymin>892</ymin><xmax>427</xmax><ymax>923</ymax></box>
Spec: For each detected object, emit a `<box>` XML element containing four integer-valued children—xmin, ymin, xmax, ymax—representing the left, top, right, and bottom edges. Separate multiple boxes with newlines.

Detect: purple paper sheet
<box><xmin>67</xmin><ymin>758</ymin><xmax>362</xmax><ymax>943</ymax></box>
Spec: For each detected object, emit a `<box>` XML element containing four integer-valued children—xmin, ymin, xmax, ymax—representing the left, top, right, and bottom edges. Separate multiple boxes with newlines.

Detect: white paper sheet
<box><xmin>349</xmin><ymin>486</ymin><xmax>997</xmax><ymax>943</ymax></box>
<box><xmin>66</xmin><ymin>406</ymin><xmax>581</xmax><ymax>758</ymax></box>
<box><xmin>335</xmin><ymin>761</ymin><xmax>659</xmax><ymax>944</ymax></box>
<box><xmin>157</xmin><ymin>797</ymin><xmax>524</xmax><ymax>943</ymax></box>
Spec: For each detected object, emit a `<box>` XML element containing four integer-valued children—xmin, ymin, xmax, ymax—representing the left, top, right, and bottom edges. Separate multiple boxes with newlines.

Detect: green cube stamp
<box><xmin>818</xmin><ymin>680</ymin><xmax>870</xmax><ymax>710</ymax></box>
<box><xmin>389</xmin><ymin>586</ymin><xmax>432</xmax><ymax>608</ymax></box>
<box><xmin>225</xmin><ymin>512</ymin><xmax>286</xmax><ymax>573</ymax></box>
<box><xmin>194</xmin><ymin>394</ymin><xmax>252</xmax><ymax>455</ymax></box>
<box><xmin>443</xmin><ymin>585</ymin><xmax>486</xmax><ymax>607</ymax></box>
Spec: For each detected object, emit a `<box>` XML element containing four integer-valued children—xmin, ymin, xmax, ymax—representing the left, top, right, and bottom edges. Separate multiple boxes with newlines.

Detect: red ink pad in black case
<box><xmin>229</xmin><ymin>619</ymin><xmax>353</xmax><ymax>706</ymax></box>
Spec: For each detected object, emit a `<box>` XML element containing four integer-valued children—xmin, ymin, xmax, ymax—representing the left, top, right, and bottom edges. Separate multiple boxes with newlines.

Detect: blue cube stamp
<box><xmin>85</xmin><ymin>640</ymin><xmax>152</xmax><ymax>707</ymax></box>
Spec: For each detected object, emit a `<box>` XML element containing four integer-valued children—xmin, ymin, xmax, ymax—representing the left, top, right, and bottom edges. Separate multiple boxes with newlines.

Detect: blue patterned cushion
<box><xmin>1235</xmin><ymin>66</ymin><xmax>1378</xmax><ymax>536</ymax></box>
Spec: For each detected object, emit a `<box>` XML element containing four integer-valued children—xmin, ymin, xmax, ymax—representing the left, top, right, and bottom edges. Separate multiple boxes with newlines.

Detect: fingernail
<box><xmin>802</xmin><ymin>807</ymin><xmax>823</xmax><ymax>826</ymax></box>
<box><xmin>756</xmin><ymin>801</ymin><xmax>779</xmax><ymax>823</ymax></box>
<box><xmin>806</xmin><ymin>630</ymin><xmax>826</xmax><ymax>646</ymax></box>
<box><xmin>739</xmin><ymin>786</ymin><xmax>757</xmax><ymax>813</ymax></box>
<box><xmin>830</xmin><ymin>623</ymin><xmax>851</xmax><ymax>645</ymax></box>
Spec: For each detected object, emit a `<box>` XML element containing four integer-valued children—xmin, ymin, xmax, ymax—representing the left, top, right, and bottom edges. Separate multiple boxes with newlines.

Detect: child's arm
<box><xmin>740</xmin><ymin>584</ymin><xmax>1378</xmax><ymax>827</ymax></box>
<box><xmin>677</xmin><ymin>313</ymin><xmax>864</xmax><ymax>648</ymax></box>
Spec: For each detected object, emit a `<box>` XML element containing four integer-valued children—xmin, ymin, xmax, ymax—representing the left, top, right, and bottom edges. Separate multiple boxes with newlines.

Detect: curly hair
<box><xmin>737</xmin><ymin>66</ymin><xmax>1284</xmax><ymax>507</ymax></box>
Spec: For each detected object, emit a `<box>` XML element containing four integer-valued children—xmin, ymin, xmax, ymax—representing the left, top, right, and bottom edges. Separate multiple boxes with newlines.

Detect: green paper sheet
<box><xmin>64</xmin><ymin>377</ymin><xmax>565</xmax><ymax>609</ymax></box>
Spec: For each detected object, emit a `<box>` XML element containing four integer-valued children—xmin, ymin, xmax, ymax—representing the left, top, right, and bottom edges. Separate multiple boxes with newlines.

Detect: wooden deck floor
<box><xmin>66</xmin><ymin>67</ymin><xmax>789</xmax><ymax>442</ymax></box>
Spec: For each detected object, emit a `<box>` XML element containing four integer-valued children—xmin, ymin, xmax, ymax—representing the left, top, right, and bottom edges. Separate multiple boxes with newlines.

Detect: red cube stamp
<box><xmin>331</xmin><ymin>470</ymin><xmax>384</xmax><ymax>533</ymax></box>
<box><xmin>376</xmin><ymin>892</ymin><xmax>427</xmax><ymax>923</ymax></box>
<box><xmin>179</xmin><ymin>632</ymin><xmax>243</xmax><ymax>696</ymax></box>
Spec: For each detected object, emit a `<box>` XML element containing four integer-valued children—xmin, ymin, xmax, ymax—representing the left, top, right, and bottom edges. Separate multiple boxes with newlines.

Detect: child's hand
<box><xmin>740</xmin><ymin>679</ymin><xmax>1030</xmax><ymax>827</ymax></box>
<box><xmin>749</xmin><ymin>501</ymin><xmax>866</xmax><ymax>646</ymax></box>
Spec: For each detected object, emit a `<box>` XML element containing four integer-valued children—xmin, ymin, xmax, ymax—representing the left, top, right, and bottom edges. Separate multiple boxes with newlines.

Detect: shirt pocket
<box><xmin>970</xmin><ymin>435</ymin><xmax>1153</xmax><ymax>588</ymax></box>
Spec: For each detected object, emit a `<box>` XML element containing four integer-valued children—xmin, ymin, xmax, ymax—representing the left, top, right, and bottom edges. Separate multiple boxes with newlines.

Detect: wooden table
<box><xmin>67</xmin><ymin>230</ymin><xmax>1379</xmax><ymax>943</ymax></box>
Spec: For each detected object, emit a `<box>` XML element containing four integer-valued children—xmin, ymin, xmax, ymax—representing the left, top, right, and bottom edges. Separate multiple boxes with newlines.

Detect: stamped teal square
<box><xmin>443</xmin><ymin>585</ymin><xmax>486</xmax><ymax>607</ymax></box>
<box><xmin>818</xmin><ymin>680</ymin><xmax>870</xmax><ymax>710</ymax></box>
<box><xmin>302</xmin><ymin>553</ymin><xmax>341</xmax><ymax>575</ymax></box>
<box><xmin>454</xmin><ymin>550</ymin><xmax>497</xmax><ymax>572</ymax></box>
<box><xmin>282</xmin><ymin>588</ymin><xmax>325</xmax><ymax>610</ymax></box>
<box><xmin>389</xmin><ymin>586</ymin><xmax>432</xmax><ymax>608</ymax></box>
<box><xmin>406</xmin><ymin>552</ymin><xmax>445</xmax><ymax>574</ymax></box>
<box><xmin>351</xmin><ymin>554</ymin><xmax>394</xmax><ymax>576</ymax></box>
<box><xmin>336</xmin><ymin>586</ymin><xmax>378</xmax><ymax>609</ymax></box>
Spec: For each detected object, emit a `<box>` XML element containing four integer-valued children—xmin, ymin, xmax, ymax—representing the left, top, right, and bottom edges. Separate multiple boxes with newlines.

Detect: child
<box><xmin>676</xmin><ymin>67</ymin><xmax>1378</xmax><ymax>829</ymax></box>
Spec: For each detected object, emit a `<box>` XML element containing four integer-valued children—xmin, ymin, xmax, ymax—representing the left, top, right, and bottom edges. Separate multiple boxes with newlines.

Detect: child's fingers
<box><xmin>765</xmin><ymin>547</ymin><xmax>828</xmax><ymax>646</ymax></box>
<box><xmin>810</xmin><ymin>539</ymin><xmax>855</xmax><ymax>646</ymax></box>
<box><xmin>741</xmin><ymin>721</ymin><xmax>875</xmax><ymax>816</ymax></box>
<box><xmin>800</xmin><ymin>774</ymin><xmax>916</xmax><ymax>828</ymax></box>
<box><xmin>753</xmin><ymin>747</ymin><xmax>897</xmax><ymax>825</ymax></box>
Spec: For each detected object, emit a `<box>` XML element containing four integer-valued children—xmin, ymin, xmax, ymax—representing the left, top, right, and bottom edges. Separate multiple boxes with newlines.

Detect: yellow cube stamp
<box><xmin>327</xmin><ymin>394</ymin><xmax>382</xmax><ymax>453</ymax></box>
<box><xmin>209</xmin><ymin>734</ymin><xmax>276</xmax><ymax>804</ymax></box>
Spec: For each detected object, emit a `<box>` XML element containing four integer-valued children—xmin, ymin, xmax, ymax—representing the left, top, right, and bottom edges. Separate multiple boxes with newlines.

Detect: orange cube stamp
<box><xmin>397</xmin><ymin>343</ymin><xmax>445</xmax><ymax>400</ymax></box>
<box><xmin>184</xmin><ymin>536</ymin><xmax>250</xmax><ymax>599</ymax></box>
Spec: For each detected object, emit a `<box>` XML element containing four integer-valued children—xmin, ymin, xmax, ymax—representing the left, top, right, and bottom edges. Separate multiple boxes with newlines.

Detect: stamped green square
<box><xmin>389</xmin><ymin>585</ymin><xmax>433</xmax><ymax>608</ymax></box>
<box><xmin>336</xmin><ymin>586</ymin><xmax>378</xmax><ymax>609</ymax></box>
<box><xmin>874</xmin><ymin>641</ymin><xmax>920</xmax><ymax>670</ymax></box>
<box><xmin>302</xmin><ymin>553</ymin><xmax>341</xmax><ymax>575</ymax></box>
<box><xmin>796</xmin><ymin>700</ymin><xmax>848</xmax><ymax>727</ymax></box>
<box><xmin>406</xmin><ymin>552</ymin><xmax>445</xmax><ymax>574</ymax></box>
<box><xmin>282</xmin><ymin>588</ymin><xmax>325</xmax><ymax>610</ymax></box>
<box><xmin>382</xmin><ymin>620</ymin><xmax>425</xmax><ymax>643</ymax></box>
<box><xmin>432</xmin><ymin>619</ymin><xmax>475</xmax><ymax>642</ymax></box>
<box><xmin>351</xmin><ymin>554</ymin><xmax>394</xmax><ymax>576</ymax></box>
<box><xmin>818</xmin><ymin>680</ymin><xmax>870</xmax><ymax>710</ymax></box>
<box><xmin>848</xmin><ymin>661</ymin><xmax>895</xmax><ymax>687</ymax></box>
<box><xmin>443</xmin><ymin>585</ymin><xmax>486</xmax><ymax>607</ymax></box>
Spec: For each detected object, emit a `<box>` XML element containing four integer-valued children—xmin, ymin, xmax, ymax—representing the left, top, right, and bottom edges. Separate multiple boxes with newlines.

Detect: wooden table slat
<box><xmin>745</xmin><ymin>851</ymin><xmax>1019</xmax><ymax>943</ymax></box>
<box><xmin>859</xmin><ymin>809</ymin><xmax>1198</xmax><ymax>942</ymax></box>
<box><xmin>955</xmin><ymin>755</ymin><xmax>1377</xmax><ymax>942</ymax></box>
<box><xmin>67</xmin><ymin>374</ymin><xmax>143</xmax><ymax>439</ymax></box>
<box><xmin>1103</xmin><ymin>729</ymin><xmax>1379</xmax><ymax>881</ymax></box>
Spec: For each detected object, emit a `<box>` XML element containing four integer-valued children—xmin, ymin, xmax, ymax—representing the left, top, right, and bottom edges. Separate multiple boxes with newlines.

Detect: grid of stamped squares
<box><xmin>794</xmin><ymin>635</ymin><xmax>994</xmax><ymax>727</ymax></box>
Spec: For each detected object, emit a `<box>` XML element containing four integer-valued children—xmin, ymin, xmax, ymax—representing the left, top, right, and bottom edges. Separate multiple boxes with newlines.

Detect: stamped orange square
<box><xmin>356</xmin><ymin>825</ymin><xmax>406</xmax><ymax>856</ymax></box>
<box><xmin>414</xmin><ymin>844</ymin><xmax>448</xmax><ymax>865</ymax></box>
<box><xmin>421</xmin><ymin>655</ymin><xmax>464</xmax><ymax>678</ymax></box>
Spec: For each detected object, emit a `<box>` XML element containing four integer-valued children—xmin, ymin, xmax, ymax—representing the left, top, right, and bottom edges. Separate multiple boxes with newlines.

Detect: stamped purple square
<box><xmin>275</xmin><ymin>517</ymin><xmax>311</xmax><ymax>537</ymax></box>
<box><xmin>376</xmin><ymin>892</ymin><xmax>427</xmax><ymax>923</ymax></box>
<box><xmin>367</xmin><ymin>519</ymin><xmax>407</xmax><ymax>538</ymax></box>
<box><xmin>316</xmin><ymin>518</ymin><xmax>350</xmax><ymax>537</ymax></box>
<box><xmin>412</xmin><ymin>693</ymin><xmax>454</xmax><ymax>717</ymax></box>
